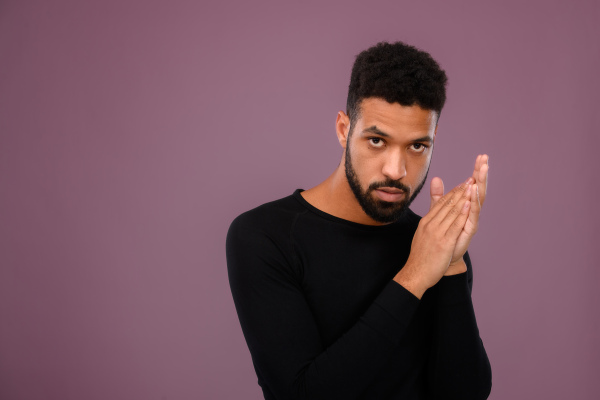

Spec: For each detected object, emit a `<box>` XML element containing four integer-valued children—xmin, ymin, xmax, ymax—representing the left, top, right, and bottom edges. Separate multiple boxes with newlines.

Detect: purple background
<box><xmin>1</xmin><ymin>0</ymin><xmax>598</xmax><ymax>399</ymax></box>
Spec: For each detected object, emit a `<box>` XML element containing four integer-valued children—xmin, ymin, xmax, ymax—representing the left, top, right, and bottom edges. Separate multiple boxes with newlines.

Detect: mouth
<box><xmin>374</xmin><ymin>188</ymin><xmax>405</xmax><ymax>202</ymax></box>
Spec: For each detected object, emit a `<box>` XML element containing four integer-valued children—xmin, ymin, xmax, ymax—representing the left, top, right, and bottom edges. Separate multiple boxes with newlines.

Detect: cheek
<box><xmin>410</xmin><ymin>156</ymin><xmax>431</xmax><ymax>180</ymax></box>
<box><xmin>352</xmin><ymin>149</ymin><xmax>380</xmax><ymax>179</ymax></box>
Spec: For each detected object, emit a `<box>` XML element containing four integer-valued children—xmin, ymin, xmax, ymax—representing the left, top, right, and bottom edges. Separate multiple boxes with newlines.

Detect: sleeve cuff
<box><xmin>359</xmin><ymin>281</ymin><xmax>421</xmax><ymax>345</ymax></box>
<box><xmin>378</xmin><ymin>280</ymin><xmax>421</xmax><ymax>314</ymax></box>
<box><xmin>436</xmin><ymin>271</ymin><xmax>471</xmax><ymax>306</ymax></box>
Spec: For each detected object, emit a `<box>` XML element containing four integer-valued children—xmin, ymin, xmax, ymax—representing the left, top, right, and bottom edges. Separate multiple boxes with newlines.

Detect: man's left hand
<box><xmin>430</xmin><ymin>154</ymin><xmax>489</xmax><ymax>275</ymax></box>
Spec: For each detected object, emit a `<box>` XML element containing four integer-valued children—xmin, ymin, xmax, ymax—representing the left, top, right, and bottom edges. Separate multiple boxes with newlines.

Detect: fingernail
<box><xmin>466</xmin><ymin>185</ymin><xmax>472</xmax><ymax>196</ymax></box>
<box><xmin>466</xmin><ymin>177</ymin><xmax>473</xmax><ymax>184</ymax></box>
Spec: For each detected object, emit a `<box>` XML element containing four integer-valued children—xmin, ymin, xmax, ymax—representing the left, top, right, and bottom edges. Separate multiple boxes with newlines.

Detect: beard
<box><xmin>345</xmin><ymin>143</ymin><xmax>429</xmax><ymax>224</ymax></box>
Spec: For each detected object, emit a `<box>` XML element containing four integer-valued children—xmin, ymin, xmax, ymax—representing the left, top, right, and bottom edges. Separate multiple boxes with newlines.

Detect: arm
<box><xmin>226</xmin><ymin>214</ymin><xmax>420</xmax><ymax>400</ymax></box>
<box><xmin>425</xmin><ymin>155</ymin><xmax>492</xmax><ymax>398</ymax></box>
<box><xmin>426</xmin><ymin>253</ymin><xmax>492</xmax><ymax>400</ymax></box>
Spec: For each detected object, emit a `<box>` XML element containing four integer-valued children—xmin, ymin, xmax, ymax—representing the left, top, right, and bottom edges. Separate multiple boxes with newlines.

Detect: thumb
<box><xmin>430</xmin><ymin>177</ymin><xmax>444</xmax><ymax>211</ymax></box>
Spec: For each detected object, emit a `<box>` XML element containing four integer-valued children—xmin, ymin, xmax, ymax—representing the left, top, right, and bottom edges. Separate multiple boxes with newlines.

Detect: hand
<box><xmin>394</xmin><ymin>178</ymin><xmax>473</xmax><ymax>298</ymax></box>
<box><xmin>430</xmin><ymin>155</ymin><xmax>489</xmax><ymax>275</ymax></box>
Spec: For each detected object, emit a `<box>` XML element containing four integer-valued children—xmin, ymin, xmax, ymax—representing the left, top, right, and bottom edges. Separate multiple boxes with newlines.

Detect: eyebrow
<box><xmin>362</xmin><ymin>125</ymin><xmax>433</xmax><ymax>143</ymax></box>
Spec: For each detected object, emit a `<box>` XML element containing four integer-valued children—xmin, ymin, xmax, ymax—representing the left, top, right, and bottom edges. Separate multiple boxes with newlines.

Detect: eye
<box><xmin>411</xmin><ymin>143</ymin><xmax>429</xmax><ymax>153</ymax></box>
<box><xmin>368</xmin><ymin>137</ymin><xmax>385</xmax><ymax>148</ymax></box>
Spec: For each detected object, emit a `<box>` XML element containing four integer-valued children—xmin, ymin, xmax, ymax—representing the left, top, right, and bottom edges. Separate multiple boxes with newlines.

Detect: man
<box><xmin>226</xmin><ymin>41</ymin><xmax>492</xmax><ymax>400</ymax></box>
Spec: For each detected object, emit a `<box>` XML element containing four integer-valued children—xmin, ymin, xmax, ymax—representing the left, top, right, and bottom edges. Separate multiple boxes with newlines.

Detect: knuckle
<box><xmin>451</xmin><ymin>218</ymin><xmax>463</xmax><ymax>228</ymax></box>
<box><xmin>439</xmin><ymin>236</ymin><xmax>452</xmax><ymax>248</ymax></box>
<box><xmin>449</xmin><ymin>221</ymin><xmax>462</xmax><ymax>233</ymax></box>
<box><xmin>423</xmin><ymin>224</ymin><xmax>434</xmax><ymax>235</ymax></box>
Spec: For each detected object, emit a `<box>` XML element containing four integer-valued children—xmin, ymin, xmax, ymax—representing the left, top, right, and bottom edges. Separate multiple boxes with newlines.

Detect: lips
<box><xmin>377</xmin><ymin>187</ymin><xmax>404</xmax><ymax>194</ymax></box>
<box><xmin>374</xmin><ymin>188</ymin><xmax>405</xmax><ymax>202</ymax></box>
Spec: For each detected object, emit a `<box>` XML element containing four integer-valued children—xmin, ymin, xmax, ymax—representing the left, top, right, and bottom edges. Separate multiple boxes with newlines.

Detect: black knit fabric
<box><xmin>226</xmin><ymin>189</ymin><xmax>492</xmax><ymax>400</ymax></box>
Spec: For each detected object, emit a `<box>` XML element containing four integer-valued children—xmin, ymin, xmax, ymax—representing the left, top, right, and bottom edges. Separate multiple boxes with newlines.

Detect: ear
<box><xmin>335</xmin><ymin>111</ymin><xmax>351</xmax><ymax>149</ymax></box>
<box><xmin>433</xmin><ymin>124</ymin><xmax>438</xmax><ymax>143</ymax></box>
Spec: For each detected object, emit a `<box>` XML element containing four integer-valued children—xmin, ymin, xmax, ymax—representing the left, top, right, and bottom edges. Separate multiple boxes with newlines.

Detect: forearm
<box><xmin>427</xmin><ymin>270</ymin><xmax>492</xmax><ymax>399</ymax></box>
<box><xmin>288</xmin><ymin>281</ymin><xmax>420</xmax><ymax>399</ymax></box>
<box><xmin>393</xmin><ymin>258</ymin><xmax>467</xmax><ymax>300</ymax></box>
<box><xmin>233</xmin><ymin>279</ymin><xmax>421</xmax><ymax>400</ymax></box>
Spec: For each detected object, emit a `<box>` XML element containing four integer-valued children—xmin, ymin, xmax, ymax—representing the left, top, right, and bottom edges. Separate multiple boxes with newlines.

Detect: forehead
<box><xmin>356</xmin><ymin>97</ymin><xmax>437</xmax><ymax>136</ymax></box>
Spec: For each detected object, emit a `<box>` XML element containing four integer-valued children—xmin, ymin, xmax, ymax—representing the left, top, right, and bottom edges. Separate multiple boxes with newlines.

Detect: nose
<box><xmin>381</xmin><ymin>149</ymin><xmax>406</xmax><ymax>181</ymax></box>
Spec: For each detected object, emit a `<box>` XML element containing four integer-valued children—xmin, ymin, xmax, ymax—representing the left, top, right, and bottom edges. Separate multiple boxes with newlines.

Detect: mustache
<box><xmin>367</xmin><ymin>180</ymin><xmax>410</xmax><ymax>193</ymax></box>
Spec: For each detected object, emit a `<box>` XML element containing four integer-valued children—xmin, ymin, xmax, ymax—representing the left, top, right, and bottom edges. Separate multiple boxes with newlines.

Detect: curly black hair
<box><xmin>346</xmin><ymin>41</ymin><xmax>448</xmax><ymax>134</ymax></box>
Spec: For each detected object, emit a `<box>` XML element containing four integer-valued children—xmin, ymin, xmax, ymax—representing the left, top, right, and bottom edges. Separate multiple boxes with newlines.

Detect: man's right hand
<box><xmin>393</xmin><ymin>177</ymin><xmax>474</xmax><ymax>299</ymax></box>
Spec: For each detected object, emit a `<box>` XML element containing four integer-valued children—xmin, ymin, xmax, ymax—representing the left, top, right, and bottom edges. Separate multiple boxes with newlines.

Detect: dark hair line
<box><xmin>346</xmin><ymin>41</ymin><xmax>448</xmax><ymax>135</ymax></box>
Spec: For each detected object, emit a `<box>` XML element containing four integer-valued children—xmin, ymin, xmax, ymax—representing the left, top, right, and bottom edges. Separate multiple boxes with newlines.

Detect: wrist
<box><xmin>393</xmin><ymin>264</ymin><xmax>427</xmax><ymax>300</ymax></box>
<box><xmin>445</xmin><ymin>258</ymin><xmax>467</xmax><ymax>275</ymax></box>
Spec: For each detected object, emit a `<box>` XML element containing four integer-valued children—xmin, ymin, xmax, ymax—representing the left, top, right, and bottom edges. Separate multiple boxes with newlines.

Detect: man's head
<box><xmin>338</xmin><ymin>41</ymin><xmax>448</xmax><ymax>223</ymax></box>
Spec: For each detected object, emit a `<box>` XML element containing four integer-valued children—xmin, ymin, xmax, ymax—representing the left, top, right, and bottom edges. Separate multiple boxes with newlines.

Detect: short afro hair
<box><xmin>346</xmin><ymin>41</ymin><xmax>448</xmax><ymax>134</ymax></box>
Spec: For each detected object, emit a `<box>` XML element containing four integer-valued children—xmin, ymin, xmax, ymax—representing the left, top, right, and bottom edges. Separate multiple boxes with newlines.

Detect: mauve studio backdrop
<box><xmin>0</xmin><ymin>0</ymin><xmax>598</xmax><ymax>399</ymax></box>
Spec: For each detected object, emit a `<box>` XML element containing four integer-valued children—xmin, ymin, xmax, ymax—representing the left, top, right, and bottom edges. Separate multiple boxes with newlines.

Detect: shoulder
<box><xmin>227</xmin><ymin>192</ymin><xmax>306</xmax><ymax>239</ymax></box>
<box><xmin>226</xmin><ymin>193</ymin><xmax>310</xmax><ymax>289</ymax></box>
<box><xmin>226</xmin><ymin>192</ymin><xmax>307</xmax><ymax>274</ymax></box>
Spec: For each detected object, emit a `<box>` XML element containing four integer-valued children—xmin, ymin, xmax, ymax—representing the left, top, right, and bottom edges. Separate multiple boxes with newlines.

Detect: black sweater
<box><xmin>226</xmin><ymin>189</ymin><xmax>492</xmax><ymax>400</ymax></box>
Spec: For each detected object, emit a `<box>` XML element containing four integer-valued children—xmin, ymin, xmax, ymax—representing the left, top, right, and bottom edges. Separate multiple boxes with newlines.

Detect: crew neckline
<box><xmin>292</xmin><ymin>188</ymin><xmax>414</xmax><ymax>231</ymax></box>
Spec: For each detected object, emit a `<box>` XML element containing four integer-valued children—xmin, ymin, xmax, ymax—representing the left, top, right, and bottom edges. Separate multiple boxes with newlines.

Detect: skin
<box><xmin>301</xmin><ymin>97</ymin><xmax>489</xmax><ymax>299</ymax></box>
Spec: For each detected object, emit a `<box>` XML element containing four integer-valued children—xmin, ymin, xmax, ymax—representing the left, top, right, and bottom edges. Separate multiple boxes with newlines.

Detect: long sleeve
<box><xmin>426</xmin><ymin>252</ymin><xmax>492</xmax><ymax>399</ymax></box>
<box><xmin>226</xmin><ymin>214</ymin><xmax>420</xmax><ymax>400</ymax></box>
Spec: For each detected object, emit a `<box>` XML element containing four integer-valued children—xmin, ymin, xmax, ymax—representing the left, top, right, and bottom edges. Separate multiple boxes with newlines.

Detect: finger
<box><xmin>474</xmin><ymin>154</ymin><xmax>482</xmax><ymax>175</ymax></box>
<box><xmin>429</xmin><ymin>178</ymin><xmax>469</xmax><ymax>218</ymax></box>
<box><xmin>469</xmin><ymin>182</ymin><xmax>481</xmax><ymax>225</ymax></box>
<box><xmin>429</xmin><ymin>177</ymin><xmax>444</xmax><ymax>211</ymax></box>
<box><xmin>430</xmin><ymin>177</ymin><xmax>473</xmax><ymax>221</ymax></box>
<box><xmin>471</xmin><ymin>154</ymin><xmax>482</xmax><ymax>183</ymax></box>
<box><xmin>477</xmin><ymin>155</ymin><xmax>489</xmax><ymax>206</ymax></box>
<box><xmin>439</xmin><ymin>183</ymin><xmax>472</xmax><ymax>231</ymax></box>
<box><xmin>445</xmin><ymin>196</ymin><xmax>471</xmax><ymax>239</ymax></box>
